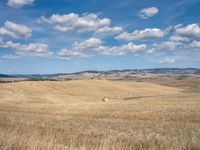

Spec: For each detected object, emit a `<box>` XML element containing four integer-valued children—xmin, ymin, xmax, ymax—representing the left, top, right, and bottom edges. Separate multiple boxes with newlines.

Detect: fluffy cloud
<box><xmin>0</xmin><ymin>40</ymin><xmax>52</xmax><ymax>57</ymax></box>
<box><xmin>58</xmin><ymin>38</ymin><xmax>103</xmax><ymax>58</ymax></box>
<box><xmin>53</xmin><ymin>25</ymin><xmax>73</xmax><ymax>32</ymax></box>
<box><xmin>139</xmin><ymin>7</ymin><xmax>159</xmax><ymax>19</ymax></box>
<box><xmin>121</xmin><ymin>43</ymin><xmax>146</xmax><ymax>53</ymax></box>
<box><xmin>40</xmin><ymin>13</ymin><xmax>112</xmax><ymax>33</ymax></box>
<box><xmin>154</xmin><ymin>41</ymin><xmax>181</xmax><ymax>50</ymax></box>
<box><xmin>95</xmin><ymin>43</ymin><xmax>146</xmax><ymax>56</ymax></box>
<box><xmin>169</xmin><ymin>35</ymin><xmax>189</xmax><ymax>42</ymax></box>
<box><xmin>58</xmin><ymin>49</ymin><xmax>91</xmax><ymax>58</ymax></box>
<box><xmin>0</xmin><ymin>21</ymin><xmax>32</xmax><ymax>39</ymax></box>
<box><xmin>188</xmin><ymin>41</ymin><xmax>200</xmax><ymax>49</ymax></box>
<box><xmin>95</xmin><ymin>26</ymin><xmax>123</xmax><ymax>35</ymax></box>
<box><xmin>38</xmin><ymin>13</ymin><xmax>124</xmax><ymax>35</ymax></box>
<box><xmin>7</xmin><ymin>0</ymin><xmax>34</xmax><ymax>8</ymax></box>
<box><xmin>72</xmin><ymin>38</ymin><xmax>102</xmax><ymax>50</ymax></box>
<box><xmin>57</xmin><ymin>38</ymin><xmax>146</xmax><ymax>58</ymax></box>
<box><xmin>158</xmin><ymin>57</ymin><xmax>175</xmax><ymax>64</ymax></box>
<box><xmin>116</xmin><ymin>28</ymin><xmax>164</xmax><ymax>41</ymax></box>
<box><xmin>175</xmin><ymin>24</ymin><xmax>200</xmax><ymax>39</ymax></box>
<box><xmin>50</xmin><ymin>13</ymin><xmax>79</xmax><ymax>25</ymax></box>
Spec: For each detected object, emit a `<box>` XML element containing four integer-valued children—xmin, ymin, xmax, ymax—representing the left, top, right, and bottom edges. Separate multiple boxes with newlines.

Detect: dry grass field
<box><xmin>0</xmin><ymin>80</ymin><xmax>200</xmax><ymax>150</ymax></box>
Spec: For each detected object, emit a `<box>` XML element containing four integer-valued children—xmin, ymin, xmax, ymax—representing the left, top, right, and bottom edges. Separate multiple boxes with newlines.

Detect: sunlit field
<box><xmin>0</xmin><ymin>80</ymin><xmax>199</xmax><ymax>150</ymax></box>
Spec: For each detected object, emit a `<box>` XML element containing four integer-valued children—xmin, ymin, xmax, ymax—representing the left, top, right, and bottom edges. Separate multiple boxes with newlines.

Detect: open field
<box><xmin>0</xmin><ymin>80</ymin><xmax>200</xmax><ymax>150</ymax></box>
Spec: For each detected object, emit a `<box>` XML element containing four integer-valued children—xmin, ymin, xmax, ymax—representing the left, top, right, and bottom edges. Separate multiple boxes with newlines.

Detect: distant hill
<box><xmin>1</xmin><ymin>68</ymin><xmax>200</xmax><ymax>81</ymax></box>
<box><xmin>0</xmin><ymin>74</ymin><xmax>14</xmax><ymax>78</ymax></box>
<box><xmin>45</xmin><ymin>68</ymin><xmax>200</xmax><ymax>81</ymax></box>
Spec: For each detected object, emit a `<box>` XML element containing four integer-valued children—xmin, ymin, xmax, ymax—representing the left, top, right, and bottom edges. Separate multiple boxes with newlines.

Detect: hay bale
<box><xmin>102</xmin><ymin>97</ymin><xmax>109</xmax><ymax>102</ymax></box>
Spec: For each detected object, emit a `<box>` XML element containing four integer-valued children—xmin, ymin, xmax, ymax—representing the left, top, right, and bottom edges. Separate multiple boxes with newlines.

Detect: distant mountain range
<box><xmin>1</xmin><ymin>68</ymin><xmax>200</xmax><ymax>81</ymax></box>
<box><xmin>0</xmin><ymin>74</ymin><xmax>15</xmax><ymax>78</ymax></box>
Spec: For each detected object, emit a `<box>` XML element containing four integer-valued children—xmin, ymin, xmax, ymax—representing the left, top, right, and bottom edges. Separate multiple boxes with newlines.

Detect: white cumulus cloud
<box><xmin>58</xmin><ymin>49</ymin><xmax>91</xmax><ymax>58</ymax></box>
<box><xmin>0</xmin><ymin>21</ymin><xmax>32</xmax><ymax>39</ymax></box>
<box><xmin>139</xmin><ymin>7</ymin><xmax>159</xmax><ymax>19</ymax></box>
<box><xmin>95</xmin><ymin>26</ymin><xmax>123</xmax><ymax>35</ymax></box>
<box><xmin>154</xmin><ymin>41</ymin><xmax>181</xmax><ymax>50</ymax></box>
<box><xmin>41</xmin><ymin>13</ymin><xmax>111</xmax><ymax>33</ymax></box>
<box><xmin>94</xmin><ymin>43</ymin><xmax>146</xmax><ymax>56</ymax></box>
<box><xmin>0</xmin><ymin>40</ymin><xmax>52</xmax><ymax>57</ymax></box>
<box><xmin>58</xmin><ymin>38</ymin><xmax>103</xmax><ymax>58</ymax></box>
<box><xmin>116</xmin><ymin>28</ymin><xmax>164</xmax><ymax>41</ymax></box>
<box><xmin>57</xmin><ymin>38</ymin><xmax>146</xmax><ymax>58</ymax></box>
<box><xmin>38</xmin><ymin>13</ymin><xmax>124</xmax><ymax>36</ymax></box>
<box><xmin>169</xmin><ymin>35</ymin><xmax>189</xmax><ymax>42</ymax></box>
<box><xmin>188</xmin><ymin>41</ymin><xmax>200</xmax><ymax>49</ymax></box>
<box><xmin>175</xmin><ymin>24</ymin><xmax>200</xmax><ymax>39</ymax></box>
<box><xmin>73</xmin><ymin>38</ymin><xmax>102</xmax><ymax>50</ymax></box>
<box><xmin>7</xmin><ymin>0</ymin><xmax>34</xmax><ymax>8</ymax></box>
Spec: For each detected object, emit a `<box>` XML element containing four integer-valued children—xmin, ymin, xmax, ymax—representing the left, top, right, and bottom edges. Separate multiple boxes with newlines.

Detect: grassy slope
<box><xmin>0</xmin><ymin>80</ymin><xmax>199</xmax><ymax>150</ymax></box>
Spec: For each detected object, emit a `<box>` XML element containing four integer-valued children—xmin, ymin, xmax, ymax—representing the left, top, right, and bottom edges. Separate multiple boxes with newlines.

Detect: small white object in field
<box><xmin>117</xmin><ymin>97</ymin><xmax>121</xmax><ymax>99</ymax></box>
<box><xmin>9</xmin><ymin>91</ymin><xmax>12</xmax><ymax>94</ymax></box>
<box><xmin>102</xmin><ymin>97</ymin><xmax>109</xmax><ymax>102</ymax></box>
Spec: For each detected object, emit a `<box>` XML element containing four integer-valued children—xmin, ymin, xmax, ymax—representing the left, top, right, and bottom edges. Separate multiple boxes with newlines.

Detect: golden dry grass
<box><xmin>0</xmin><ymin>80</ymin><xmax>200</xmax><ymax>150</ymax></box>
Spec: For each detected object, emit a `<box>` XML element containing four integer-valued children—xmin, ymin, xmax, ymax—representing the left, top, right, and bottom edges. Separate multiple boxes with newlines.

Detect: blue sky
<box><xmin>0</xmin><ymin>0</ymin><xmax>200</xmax><ymax>74</ymax></box>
